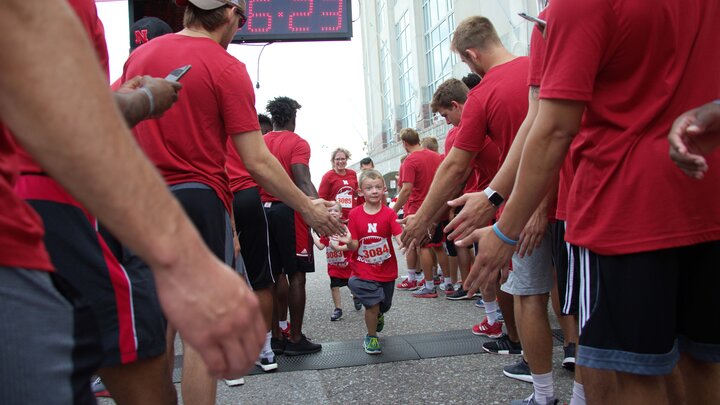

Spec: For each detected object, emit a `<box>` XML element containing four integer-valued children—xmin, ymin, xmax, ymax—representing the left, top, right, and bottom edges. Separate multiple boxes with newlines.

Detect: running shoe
<box><xmin>472</xmin><ymin>318</ymin><xmax>504</xmax><ymax>338</ymax></box>
<box><xmin>503</xmin><ymin>358</ymin><xmax>533</xmax><ymax>383</ymax></box>
<box><xmin>474</xmin><ymin>298</ymin><xmax>485</xmax><ymax>308</ymax></box>
<box><xmin>256</xmin><ymin>353</ymin><xmax>278</xmax><ymax>372</ymax></box>
<box><xmin>482</xmin><ymin>335</ymin><xmax>523</xmax><ymax>355</ymax></box>
<box><xmin>284</xmin><ymin>334</ymin><xmax>322</xmax><ymax>356</ymax></box>
<box><xmin>223</xmin><ymin>378</ymin><xmax>245</xmax><ymax>386</ymax></box>
<box><xmin>353</xmin><ymin>295</ymin><xmax>362</xmax><ymax>311</ymax></box>
<box><xmin>563</xmin><ymin>343</ymin><xmax>576</xmax><ymax>370</ymax></box>
<box><xmin>363</xmin><ymin>335</ymin><xmax>382</xmax><ymax>354</ymax></box>
<box><xmin>412</xmin><ymin>286</ymin><xmax>438</xmax><ymax>298</ymax></box>
<box><xmin>511</xmin><ymin>394</ymin><xmax>558</xmax><ymax>405</ymax></box>
<box><xmin>91</xmin><ymin>376</ymin><xmax>110</xmax><ymax>398</ymax></box>
<box><xmin>446</xmin><ymin>288</ymin><xmax>470</xmax><ymax>300</ymax></box>
<box><xmin>376</xmin><ymin>313</ymin><xmax>385</xmax><ymax>333</ymax></box>
<box><xmin>440</xmin><ymin>282</ymin><xmax>455</xmax><ymax>293</ymax></box>
<box><xmin>271</xmin><ymin>337</ymin><xmax>286</xmax><ymax>355</ymax></box>
<box><xmin>497</xmin><ymin>311</ymin><xmax>505</xmax><ymax>322</ymax></box>
<box><xmin>330</xmin><ymin>308</ymin><xmax>343</xmax><ymax>321</ymax></box>
<box><xmin>433</xmin><ymin>275</ymin><xmax>444</xmax><ymax>285</ymax></box>
<box><xmin>396</xmin><ymin>278</ymin><xmax>419</xmax><ymax>290</ymax></box>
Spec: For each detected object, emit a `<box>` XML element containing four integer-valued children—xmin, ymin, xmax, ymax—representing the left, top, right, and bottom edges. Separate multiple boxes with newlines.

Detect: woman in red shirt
<box><xmin>318</xmin><ymin>148</ymin><xmax>359</xmax><ymax>220</ymax></box>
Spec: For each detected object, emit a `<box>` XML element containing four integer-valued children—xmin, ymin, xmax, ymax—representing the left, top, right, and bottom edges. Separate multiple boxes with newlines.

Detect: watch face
<box><xmin>488</xmin><ymin>192</ymin><xmax>504</xmax><ymax>207</ymax></box>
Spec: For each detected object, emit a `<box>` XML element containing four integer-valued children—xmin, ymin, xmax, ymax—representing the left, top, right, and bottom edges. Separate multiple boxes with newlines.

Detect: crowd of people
<box><xmin>0</xmin><ymin>0</ymin><xmax>718</xmax><ymax>404</ymax></box>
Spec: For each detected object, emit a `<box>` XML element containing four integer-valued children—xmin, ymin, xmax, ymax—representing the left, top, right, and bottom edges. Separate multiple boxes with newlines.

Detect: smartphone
<box><xmin>518</xmin><ymin>12</ymin><xmax>546</xmax><ymax>28</ymax></box>
<box><xmin>165</xmin><ymin>65</ymin><xmax>191</xmax><ymax>82</ymax></box>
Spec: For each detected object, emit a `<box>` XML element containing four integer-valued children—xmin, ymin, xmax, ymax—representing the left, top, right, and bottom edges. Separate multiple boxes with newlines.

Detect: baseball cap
<box><xmin>175</xmin><ymin>0</ymin><xmax>241</xmax><ymax>10</ymax></box>
<box><xmin>130</xmin><ymin>17</ymin><xmax>173</xmax><ymax>51</ymax></box>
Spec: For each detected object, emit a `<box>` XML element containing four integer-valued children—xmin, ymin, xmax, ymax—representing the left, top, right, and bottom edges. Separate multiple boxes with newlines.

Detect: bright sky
<box><xmin>96</xmin><ymin>1</ymin><xmax>368</xmax><ymax>184</ymax></box>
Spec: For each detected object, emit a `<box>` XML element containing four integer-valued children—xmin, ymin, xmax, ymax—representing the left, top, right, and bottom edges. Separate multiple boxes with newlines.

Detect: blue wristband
<box><xmin>492</xmin><ymin>223</ymin><xmax>518</xmax><ymax>246</ymax></box>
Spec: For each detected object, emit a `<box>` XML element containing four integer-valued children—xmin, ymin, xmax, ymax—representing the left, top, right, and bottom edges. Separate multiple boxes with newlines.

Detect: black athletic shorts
<box><xmin>550</xmin><ymin>221</ymin><xmax>579</xmax><ymax>315</ymax></box>
<box><xmin>233</xmin><ymin>187</ymin><xmax>274</xmax><ymax>290</ymax></box>
<box><xmin>422</xmin><ymin>223</ymin><xmax>444</xmax><ymax>248</ymax></box>
<box><xmin>330</xmin><ymin>276</ymin><xmax>349</xmax><ymax>288</ymax></box>
<box><xmin>264</xmin><ymin>201</ymin><xmax>315</xmax><ymax>275</ymax></box>
<box><xmin>576</xmin><ymin>240</ymin><xmax>720</xmax><ymax>375</ymax></box>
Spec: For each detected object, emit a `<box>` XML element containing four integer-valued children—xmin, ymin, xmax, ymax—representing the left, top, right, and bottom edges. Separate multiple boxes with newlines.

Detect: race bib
<box><xmin>357</xmin><ymin>236</ymin><xmax>391</xmax><ymax>265</ymax></box>
<box><xmin>336</xmin><ymin>186</ymin><xmax>355</xmax><ymax>209</ymax></box>
<box><xmin>326</xmin><ymin>248</ymin><xmax>347</xmax><ymax>267</ymax></box>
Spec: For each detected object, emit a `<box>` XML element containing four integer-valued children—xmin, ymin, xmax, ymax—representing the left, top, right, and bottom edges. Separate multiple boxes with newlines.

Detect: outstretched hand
<box><xmin>455</xmin><ymin>225</ymin><xmax>515</xmax><ymax>297</ymax></box>
<box><xmin>444</xmin><ymin>192</ymin><xmax>497</xmax><ymax>241</ymax></box>
<box><xmin>668</xmin><ymin>101</ymin><xmax>720</xmax><ymax>179</ymax></box>
<box><xmin>304</xmin><ymin>199</ymin><xmax>346</xmax><ymax>236</ymax></box>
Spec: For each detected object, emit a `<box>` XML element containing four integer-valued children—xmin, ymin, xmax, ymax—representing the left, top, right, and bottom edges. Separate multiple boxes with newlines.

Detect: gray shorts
<box><xmin>501</xmin><ymin>225</ymin><xmax>554</xmax><ymax>296</ymax></box>
<box><xmin>348</xmin><ymin>277</ymin><xmax>395</xmax><ymax>313</ymax></box>
<box><xmin>0</xmin><ymin>268</ymin><xmax>102</xmax><ymax>404</ymax></box>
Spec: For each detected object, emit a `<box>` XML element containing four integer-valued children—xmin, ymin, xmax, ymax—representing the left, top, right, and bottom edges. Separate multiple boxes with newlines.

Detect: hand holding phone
<box><xmin>518</xmin><ymin>12</ymin><xmax>546</xmax><ymax>28</ymax></box>
<box><xmin>165</xmin><ymin>65</ymin><xmax>192</xmax><ymax>82</ymax></box>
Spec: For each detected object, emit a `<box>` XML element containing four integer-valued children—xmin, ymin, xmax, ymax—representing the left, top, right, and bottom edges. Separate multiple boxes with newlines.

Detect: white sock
<box><xmin>262</xmin><ymin>331</ymin><xmax>273</xmax><ymax>357</ymax></box>
<box><xmin>407</xmin><ymin>270</ymin><xmax>416</xmax><ymax>280</ymax></box>
<box><xmin>531</xmin><ymin>371</ymin><xmax>554</xmax><ymax>404</ymax></box>
<box><xmin>279</xmin><ymin>320</ymin><xmax>288</xmax><ymax>329</ymax></box>
<box><xmin>424</xmin><ymin>279</ymin><xmax>434</xmax><ymax>289</ymax></box>
<box><xmin>570</xmin><ymin>382</ymin><xmax>586</xmax><ymax>405</ymax></box>
<box><xmin>437</xmin><ymin>266</ymin><xmax>443</xmax><ymax>277</ymax></box>
<box><xmin>414</xmin><ymin>272</ymin><xmax>424</xmax><ymax>281</ymax></box>
<box><xmin>484</xmin><ymin>300</ymin><xmax>499</xmax><ymax>324</ymax></box>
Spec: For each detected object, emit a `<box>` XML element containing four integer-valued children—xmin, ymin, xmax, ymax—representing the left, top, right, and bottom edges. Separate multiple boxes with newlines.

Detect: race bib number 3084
<box><xmin>357</xmin><ymin>236</ymin><xmax>391</xmax><ymax>265</ymax></box>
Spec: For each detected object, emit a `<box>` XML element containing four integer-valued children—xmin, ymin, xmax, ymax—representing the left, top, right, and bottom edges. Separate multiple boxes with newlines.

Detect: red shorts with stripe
<box><xmin>15</xmin><ymin>175</ymin><xmax>166</xmax><ymax>367</ymax></box>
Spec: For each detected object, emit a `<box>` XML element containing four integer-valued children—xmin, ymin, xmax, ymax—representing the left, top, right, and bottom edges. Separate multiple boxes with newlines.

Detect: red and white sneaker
<box><xmin>412</xmin><ymin>286</ymin><xmax>438</xmax><ymax>298</ymax></box>
<box><xmin>396</xmin><ymin>279</ymin><xmax>419</xmax><ymax>291</ymax></box>
<box><xmin>280</xmin><ymin>322</ymin><xmax>291</xmax><ymax>338</ymax></box>
<box><xmin>472</xmin><ymin>318</ymin><xmax>504</xmax><ymax>338</ymax></box>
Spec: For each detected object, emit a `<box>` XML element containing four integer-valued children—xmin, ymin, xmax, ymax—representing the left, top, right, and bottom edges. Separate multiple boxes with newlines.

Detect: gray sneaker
<box><xmin>510</xmin><ymin>394</ymin><xmax>558</xmax><ymax>405</ymax></box>
<box><xmin>503</xmin><ymin>358</ymin><xmax>532</xmax><ymax>383</ymax></box>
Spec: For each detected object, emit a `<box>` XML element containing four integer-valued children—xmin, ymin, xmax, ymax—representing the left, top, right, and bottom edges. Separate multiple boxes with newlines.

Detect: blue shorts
<box><xmin>348</xmin><ymin>277</ymin><xmax>394</xmax><ymax>313</ymax></box>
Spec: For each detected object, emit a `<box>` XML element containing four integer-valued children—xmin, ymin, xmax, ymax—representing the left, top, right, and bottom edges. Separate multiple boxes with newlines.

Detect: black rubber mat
<box><xmin>172</xmin><ymin>328</ymin><xmax>563</xmax><ymax>381</ymax></box>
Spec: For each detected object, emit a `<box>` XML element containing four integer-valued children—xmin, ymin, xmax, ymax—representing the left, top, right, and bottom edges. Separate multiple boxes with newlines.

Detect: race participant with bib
<box><xmin>319</xmin><ymin>148</ymin><xmax>358</xmax><ymax>221</ymax></box>
<box><xmin>311</xmin><ymin>201</ymin><xmax>361</xmax><ymax>322</ymax></box>
<box><xmin>344</xmin><ymin>170</ymin><xmax>403</xmax><ymax>354</ymax></box>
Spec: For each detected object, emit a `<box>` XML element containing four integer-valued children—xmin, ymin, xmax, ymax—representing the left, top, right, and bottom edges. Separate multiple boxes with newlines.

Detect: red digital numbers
<box><xmin>288</xmin><ymin>0</ymin><xmax>313</xmax><ymax>32</ymax></box>
<box><xmin>246</xmin><ymin>0</ymin><xmax>272</xmax><ymax>33</ymax></box>
<box><xmin>320</xmin><ymin>0</ymin><xmax>343</xmax><ymax>32</ymax></box>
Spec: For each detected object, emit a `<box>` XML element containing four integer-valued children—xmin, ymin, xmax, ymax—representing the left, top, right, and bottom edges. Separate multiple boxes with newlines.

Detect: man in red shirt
<box><xmin>392</xmin><ymin>128</ymin><xmax>446</xmax><ymax>298</ymax></box>
<box><xmin>123</xmin><ymin>1</ymin><xmax>342</xmax><ymax>401</ymax></box>
<box><xmin>458</xmin><ymin>1</ymin><xmax>720</xmax><ymax>403</ymax></box>
<box><xmin>259</xmin><ymin>96</ymin><xmax>323</xmax><ymax>356</ymax></box>
<box><xmin>0</xmin><ymin>0</ymin><xmax>266</xmax><ymax>402</ymax></box>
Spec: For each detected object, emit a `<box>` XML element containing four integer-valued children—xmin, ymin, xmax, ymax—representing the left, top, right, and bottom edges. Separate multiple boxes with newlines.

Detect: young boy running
<box><xmin>312</xmin><ymin>201</ymin><xmax>361</xmax><ymax>321</ymax></box>
<box><xmin>344</xmin><ymin>170</ymin><xmax>403</xmax><ymax>354</ymax></box>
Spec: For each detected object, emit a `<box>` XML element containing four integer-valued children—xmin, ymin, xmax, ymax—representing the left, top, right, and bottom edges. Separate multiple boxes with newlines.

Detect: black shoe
<box><xmin>563</xmin><ymin>343</ymin><xmax>576</xmax><ymax>371</ymax></box>
<box><xmin>284</xmin><ymin>335</ymin><xmax>322</xmax><ymax>356</ymax></box>
<box><xmin>503</xmin><ymin>358</ymin><xmax>532</xmax><ymax>383</ymax></box>
<box><xmin>353</xmin><ymin>296</ymin><xmax>362</xmax><ymax>311</ymax></box>
<box><xmin>271</xmin><ymin>337</ymin><xmax>285</xmax><ymax>355</ymax></box>
<box><xmin>446</xmin><ymin>288</ymin><xmax>470</xmax><ymax>300</ymax></box>
<box><xmin>330</xmin><ymin>308</ymin><xmax>343</xmax><ymax>321</ymax></box>
<box><xmin>482</xmin><ymin>335</ymin><xmax>523</xmax><ymax>355</ymax></box>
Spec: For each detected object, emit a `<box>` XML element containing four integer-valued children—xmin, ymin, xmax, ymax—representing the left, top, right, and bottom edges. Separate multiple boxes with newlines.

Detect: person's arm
<box><xmin>232</xmin><ymin>132</ymin><xmax>343</xmax><ymax>236</ymax></box>
<box><xmin>312</xmin><ymin>232</ymin><xmax>326</xmax><ymax>250</ymax></box>
<box><xmin>400</xmin><ymin>147</ymin><xmax>474</xmax><ymax>247</ymax></box>
<box><xmin>0</xmin><ymin>0</ymin><xmax>264</xmax><ymax>378</ymax></box>
<box><xmin>445</xmin><ymin>86</ymin><xmax>540</xmax><ymax>241</ymax></box>
<box><xmin>668</xmin><ymin>100</ymin><xmax>720</xmax><ymax>179</ymax></box>
<box><xmin>392</xmin><ymin>182</ymin><xmax>412</xmax><ymax>213</ymax></box>
<box><xmin>113</xmin><ymin>76</ymin><xmax>182</xmax><ymax>128</ymax></box>
<box><xmin>457</xmin><ymin>99</ymin><xmax>585</xmax><ymax>294</ymax></box>
<box><xmin>291</xmin><ymin>163</ymin><xmax>319</xmax><ymax>198</ymax></box>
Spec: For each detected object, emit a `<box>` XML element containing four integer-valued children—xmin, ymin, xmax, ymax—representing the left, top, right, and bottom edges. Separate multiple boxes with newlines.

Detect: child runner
<box><xmin>311</xmin><ymin>201</ymin><xmax>361</xmax><ymax>321</ymax></box>
<box><xmin>344</xmin><ymin>170</ymin><xmax>403</xmax><ymax>354</ymax></box>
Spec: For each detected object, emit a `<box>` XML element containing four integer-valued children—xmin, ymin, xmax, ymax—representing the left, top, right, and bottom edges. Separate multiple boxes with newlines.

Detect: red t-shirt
<box><xmin>445</xmin><ymin>125</ymin><xmax>499</xmax><ymax>193</ymax></box>
<box><xmin>454</xmin><ymin>57</ymin><xmax>530</xmax><ymax>164</ymax></box>
<box><xmin>0</xmin><ymin>0</ymin><xmax>109</xmax><ymax>272</ymax></box>
<box><xmin>541</xmin><ymin>0</ymin><xmax>720</xmax><ymax>254</ymax></box>
<box><xmin>320</xmin><ymin>236</ymin><xmax>351</xmax><ymax>279</ymax></box>
<box><xmin>122</xmin><ymin>34</ymin><xmax>260</xmax><ymax>214</ymax></box>
<box><xmin>225</xmin><ymin>139</ymin><xmax>256</xmax><ymax>193</ymax></box>
<box><xmin>348</xmin><ymin>205</ymin><xmax>403</xmax><ymax>282</ymax></box>
<box><xmin>318</xmin><ymin>169</ymin><xmax>358</xmax><ymax>220</ymax></box>
<box><xmin>258</xmin><ymin>131</ymin><xmax>311</xmax><ymax>203</ymax></box>
<box><xmin>401</xmin><ymin>149</ymin><xmax>443</xmax><ymax>215</ymax></box>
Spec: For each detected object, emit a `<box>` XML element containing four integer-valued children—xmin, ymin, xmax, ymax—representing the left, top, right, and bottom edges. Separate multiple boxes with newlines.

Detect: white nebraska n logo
<box><xmin>367</xmin><ymin>223</ymin><xmax>378</xmax><ymax>233</ymax></box>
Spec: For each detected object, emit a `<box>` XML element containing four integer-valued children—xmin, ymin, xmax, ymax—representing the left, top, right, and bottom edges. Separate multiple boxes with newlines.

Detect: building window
<box><xmin>423</xmin><ymin>0</ymin><xmax>456</xmax><ymax>103</ymax></box>
<box><xmin>396</xmin><ymin>11</ymin><xmax>416</xmax><ymax>130</ymax></box>
<box><xmin>379</xmin><ymin>42</ymin><xmax>393</xmax><ymax>147</ymax></box>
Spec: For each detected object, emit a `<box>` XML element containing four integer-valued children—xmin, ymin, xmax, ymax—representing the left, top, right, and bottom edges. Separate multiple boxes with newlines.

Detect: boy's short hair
<box><xmin>451</xmin><ymin>16</ymin><xmax>501</xmax><ymax>55</ymax></box>
<box><xmin>431</xmin><ymin>79</ymin><xmax>469</xmax><ymax>112</ymax></box>
<box><xmin>399</xmin><ymin>128</ymin><xmax>420</xmax><ymax>146</ymax></box>
<box><xmin>420</xmin><ymin>137</ymin><xmax>439</xmax><ymax>152</ymax></box>
<box><xmin>358</xmin><ymin>169</ymin><xmax>385</xmax><ymax>188</ymax></box>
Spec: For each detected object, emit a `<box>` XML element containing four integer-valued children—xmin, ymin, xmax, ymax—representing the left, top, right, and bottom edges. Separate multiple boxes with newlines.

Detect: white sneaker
<box><xmin>224</xmin><ymin>378</ymin><xmax>245</xmax><ymax>386</ymax></box>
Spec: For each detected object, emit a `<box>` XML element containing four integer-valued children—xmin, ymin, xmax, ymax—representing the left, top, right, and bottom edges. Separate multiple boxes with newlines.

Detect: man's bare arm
<box><xmin>0</xmin><ymin>0</ymin><xmax>264</xmax><ymax>378</ymax></box>
<box><xmin>392</xmin><ymin>183</ymin><xmax>412</xmax><ymax>213</ymax></box>
<box><xmin>114</xmin><ymin>76</ymin><xmax>182</xmax><ymax>128</ymax></box>
<box><xmin>233</xmin><ymin>132</ymin><xmax>343</xmax><ymax>235</ymax></box>
<box><xmin>291</xmin><ymin>163</ymin><xmax>320</xmax><ymax>199</ymax></box>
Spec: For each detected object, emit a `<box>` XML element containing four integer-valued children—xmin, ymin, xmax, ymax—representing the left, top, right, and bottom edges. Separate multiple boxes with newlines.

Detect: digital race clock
<box><xmin>232</xmin><ymin>0</ymin><xmax>353</xmax><ymax>43</ymax></box>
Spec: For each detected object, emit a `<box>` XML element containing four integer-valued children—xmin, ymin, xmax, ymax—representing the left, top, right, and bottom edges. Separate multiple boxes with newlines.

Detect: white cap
<box><xmin>185</xmin><ymin>0</ymin><xmax>240</xmax><ymax>10</ymax></box>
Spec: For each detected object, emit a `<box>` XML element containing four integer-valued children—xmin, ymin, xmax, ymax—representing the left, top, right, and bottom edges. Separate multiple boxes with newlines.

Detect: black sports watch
<box><xmin>483</xmin><ymin>187</ymin><xmax>504</xmax><ymax>208</ymax></box>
